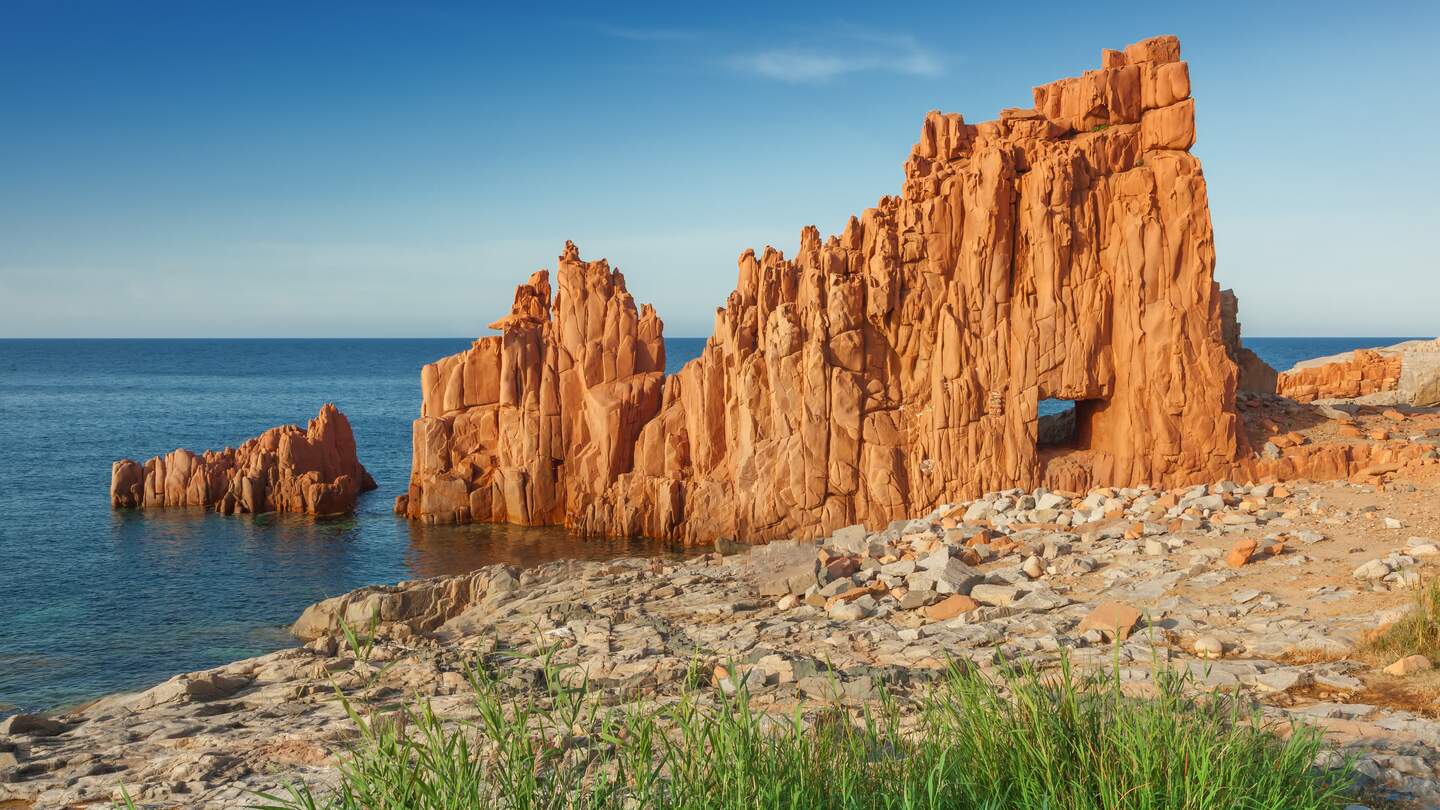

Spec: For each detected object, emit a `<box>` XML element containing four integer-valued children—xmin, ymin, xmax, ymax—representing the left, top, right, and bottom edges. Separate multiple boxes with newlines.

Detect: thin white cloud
<box><xmin>593</xmin><ymin>23</ymin><xmax>698</xmax><ymax>42</ymax></box>
<box><xmin>728</xmin><ymin>32</ymin><xmax>943</xmax><ymax>83</ymax></box>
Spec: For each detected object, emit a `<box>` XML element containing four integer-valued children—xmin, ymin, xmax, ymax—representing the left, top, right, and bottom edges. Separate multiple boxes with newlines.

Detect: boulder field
<box><xmin>109</xmin><ymin>403</ymin><xmax>376</xmax><ymax>516</ymax></box>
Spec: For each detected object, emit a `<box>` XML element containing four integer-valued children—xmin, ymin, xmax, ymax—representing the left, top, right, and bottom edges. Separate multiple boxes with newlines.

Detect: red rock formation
<box><xmin>1219</xmin><ymin>289</ymin><xmax>1277</xmax><ymax>394</ymax></box>
<box><xmin>399</xmin><ymin>35</ymin><xmax>1258</xmax><ymax>544</ymax></box>
<box><xmin>1276</xmin><ymin>349</ymin><xmax>1400</xmax><ymax>403</ymax></box>
<box><xmin>1276</xmin><ymin>340</ymin><xmax>1440</xmax><ymax>406</ymax></box>
<box><xmin>397</xmin><ymin>256</ymin><xmax>665</xmax><ymax>527</ymax></box>
<box><xmin>1243</xmin><ymin>438</ymin><xmax>1435</xmax><ymax>485</ymax></box>
<box><xmin>111</xmin><ymin>404</ymin><xmax>376</xmax><ymax>516</ymax></box>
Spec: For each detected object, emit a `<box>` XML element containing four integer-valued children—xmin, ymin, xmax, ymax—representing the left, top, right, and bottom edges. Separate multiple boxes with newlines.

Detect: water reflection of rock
<box><xmin>403</xmin><ymin>521</ymin><xmax>683</xmax><ymax>579</ymax></box>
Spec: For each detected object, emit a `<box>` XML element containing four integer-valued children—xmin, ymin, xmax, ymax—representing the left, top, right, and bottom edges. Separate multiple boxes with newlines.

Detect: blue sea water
<box><xmin>0</xmin><ymin>335</ymin><xmax>1417</xmax><ymax>714</ymax></box>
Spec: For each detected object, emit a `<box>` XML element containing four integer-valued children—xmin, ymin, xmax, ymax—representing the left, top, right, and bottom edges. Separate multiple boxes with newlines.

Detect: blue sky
<box><xmin>1</xmin><ymin>1</ymin><xmax>1435</xmax><ymax>337</ymax></box>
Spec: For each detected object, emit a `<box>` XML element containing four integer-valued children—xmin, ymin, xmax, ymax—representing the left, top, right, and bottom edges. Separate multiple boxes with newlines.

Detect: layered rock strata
<box><xmin>110</xmin><ymin>403</ymin><xmax>376</xmax><ymax>516</ymax></box>
<box><xmin>400</xmin><ymin>35</ymin><xmax>1257</xmax><ymax>544</ymax></box>
<box><xmin>1277</xmin><ymin>339</ymin><xmax>1440</xmax><ymax>406</ymax></box>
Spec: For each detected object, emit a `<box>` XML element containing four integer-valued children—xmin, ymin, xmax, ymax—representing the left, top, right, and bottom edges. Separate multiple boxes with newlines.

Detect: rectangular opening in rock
<box><xmin>1036</xmin><ymin>396</ymin><xmax>1108</xmax><ymax>495</ymax></box>
<box><xmin>1037</xmin><ymin>398</ymin><xmax>1101</xmax><ymax>450</ymax></box>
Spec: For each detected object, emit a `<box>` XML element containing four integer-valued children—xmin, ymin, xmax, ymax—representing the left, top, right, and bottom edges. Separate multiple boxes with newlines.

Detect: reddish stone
<box><xmin>826</xmin><ymin>581</ymin><xmax>885</xmax><ymax>609</ymax></box>
<box><xmin>1078</xmin><ymin>601</ymin><xmax>1143</xmax><ymax>641</ymax></box>
<box><xmin>1270</xmin><ymin>432</ymin><xmax>1306</xmax><ymax>449</ymax></box>
<box><xmin>825</xmin><ymin>557</ymin><xmax>860</xmax><ymax>580</ymax></box>
<box><xmin>925</xmin><ymin>594</ymin><xmax>980</xmax><ymax>622</ymax></box>
<box><xmin>1226</xmin><ymin>538</ymin><xmax>1258</xmax><ymax>568</ymax></box>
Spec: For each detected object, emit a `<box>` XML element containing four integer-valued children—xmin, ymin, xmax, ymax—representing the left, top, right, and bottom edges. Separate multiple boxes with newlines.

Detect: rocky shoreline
<box><xmin>8</xmin><ymin>21</ymin><xmax>1438</xmax><ymax>810</ymax></box>
<box><xmin>7</xmin><ymin>441</ymin><xmax>1440</xmax><ymax>807</ymax></box>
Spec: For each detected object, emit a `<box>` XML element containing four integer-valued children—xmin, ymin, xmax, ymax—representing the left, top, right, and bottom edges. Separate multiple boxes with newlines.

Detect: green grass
<box><xmin>337</xmin><ymin>609</ymin><xmax>380</xmax><ymax>663</ymax></box>
<box><xmin>245</xmin><ymin>653</ymin><xmax>1356</xmax><ymax>810</ymax></box>
<box><xmin>1364</xmin><ymin>578</ymin><xmax>1440</xmax><ymax>665</ymax></box>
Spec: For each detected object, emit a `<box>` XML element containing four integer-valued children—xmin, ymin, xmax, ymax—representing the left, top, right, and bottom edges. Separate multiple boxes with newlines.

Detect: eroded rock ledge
<box><xmin>110</xmin><ymin>403</ymin><xmax>376</xmax><ymax>516</ymax></box>
<box><xmin>398</xmin><ymin>35</ymin><xmax>1264</xmax><ymax>544</ymax></box>
<box><xmin>1278</xmin><ymin>338</ymin><xmax>1440</xmax><ymax>406</ymax></box>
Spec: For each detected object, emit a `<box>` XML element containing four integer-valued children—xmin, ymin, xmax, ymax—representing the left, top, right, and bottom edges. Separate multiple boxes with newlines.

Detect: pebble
<box><xmin>1021</xmin><ymin>555</ymin><xmax>1045</xmax><ymax>579</ymax></box>
<box><xmin>1353</xmin><ymin>559</ymin><xmax>1393</xmax><ymax>581</ymax></box>
<box><xmin>1193</xmin><ymin>636</ymin><xmax>1224</xmax><ymax>659</ymax></box>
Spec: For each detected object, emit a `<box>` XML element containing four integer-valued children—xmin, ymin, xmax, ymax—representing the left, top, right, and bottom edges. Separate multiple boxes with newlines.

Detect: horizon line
<box><xmin>0</xmin><ymin>334</ymin><xmax>1433</xmax><ymax>342</ymax></box>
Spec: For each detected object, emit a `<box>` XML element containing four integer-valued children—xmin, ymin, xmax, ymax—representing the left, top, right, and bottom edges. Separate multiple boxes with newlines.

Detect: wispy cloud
<box><xmin>727</xmin><ymin>31</ymin><xmax>943</xmax><ymax>83</ymax></box>
<box><xmin>593</xmin><ymin>23</ymin><xmax>698</xmax><ymax>42</ymax></box>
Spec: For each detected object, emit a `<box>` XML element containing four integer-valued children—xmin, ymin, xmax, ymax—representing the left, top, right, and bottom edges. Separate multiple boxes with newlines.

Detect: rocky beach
<box><xmin>6</xmin><ymin>401</ymin><xmax>1440</xmax><ymax>806</ymax></box>
<box><xmin>3</xmin><ymin>29</ymin><xmax>1439</xmax><ymax>810</ymax></box>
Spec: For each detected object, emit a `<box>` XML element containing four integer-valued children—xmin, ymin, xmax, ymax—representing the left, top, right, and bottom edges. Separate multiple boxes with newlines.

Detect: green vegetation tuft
<box><xmin>337</xmin><ymin>609</ymin><xmax>381</xmax><ymax>663</ymax></box>
<box><xmin>1365</xmin><ymin>578</ymin><xmax>1440</xmax><ymax>665</ymax></box>
<box><xmin>244</xmin><ymin>654</ymin><xmax>1355</xmax><ymax>810</ymax></box>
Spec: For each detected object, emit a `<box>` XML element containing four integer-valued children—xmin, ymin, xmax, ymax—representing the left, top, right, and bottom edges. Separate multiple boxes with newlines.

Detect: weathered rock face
<box><xmin>111</xmin><ymin>403</ymin><xmax>376</xmax><ymax>516</ymax></box>
<box><xmin>1219</xmin><ymin>289</ymin><xmax>1278</xmax><ymax>394</ymax></box>
<box><xmin>1277</xmin><ymin>349</ymin><xmax>1400</xmax><ymax>403</ymax></box>
<box><xmin>396</xmin><ymin>255</ymin><xmax>666</xmax><ymax>527</ymax></box>
<box><xmin>401</xmin><ymin>36</ymin><xmax>1256</xmax><ymax>544</ymax></box>
<box><xmin>1277</xmin><ymin>339</ymin><xmax>1440</xmax><ymax>405</ymax></box>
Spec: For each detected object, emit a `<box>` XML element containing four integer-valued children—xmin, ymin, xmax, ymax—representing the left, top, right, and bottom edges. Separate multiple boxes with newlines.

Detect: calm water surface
<box><xmin>0</xmin><ymin>336</ymin><xmax>1417</xmax><ymax>713</ymax></box>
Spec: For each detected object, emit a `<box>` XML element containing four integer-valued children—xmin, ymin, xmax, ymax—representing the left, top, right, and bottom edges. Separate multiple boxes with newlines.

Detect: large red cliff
<box><xmin>398</xmin><ymin>35</ymin><xmax>1258</xmax><ymax>544</ymax></box>
<box><xmin>111</xmin><ymin>403</ymin><xmax>376</xmax><ymax>516</ymax></box>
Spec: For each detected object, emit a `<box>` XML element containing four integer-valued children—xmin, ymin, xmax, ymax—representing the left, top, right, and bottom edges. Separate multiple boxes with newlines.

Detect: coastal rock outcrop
<box><xmin>1220</xmin><ymin>289</ymin><xmax>1278</xmax><ymax>394</ymax></box>
<box><xmin>1277</xmin><ymin>339</ymin><xmax>1440</xmax><ymax>405</ymax></box>
<box><xmin>399</xmin><ymin>36</ymin><xmax>1256</xmax><ymax>544</ymax></box>
<box><xmin>110</xmin><ymin>403</ymin><xmax>376</xmax><ymax>516</ymax></box>
<box><xmin>292</xmin><ymin>565</ymin><xmax>516</xmax><ymax>639</ymax></box>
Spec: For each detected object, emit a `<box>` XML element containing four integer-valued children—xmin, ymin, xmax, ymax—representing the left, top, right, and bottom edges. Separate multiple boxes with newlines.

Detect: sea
<box><xmin>0</xmin><ymin>336</ymin><xmax>1421</xmax><ymax>714</ymax></box>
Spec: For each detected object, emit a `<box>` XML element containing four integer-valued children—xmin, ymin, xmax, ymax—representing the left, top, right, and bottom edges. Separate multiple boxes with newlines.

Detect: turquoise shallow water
<box><xmin>0</xmin><ymin>336</ymin><xmax>1418</xmax><ymax>713</ymax></box>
